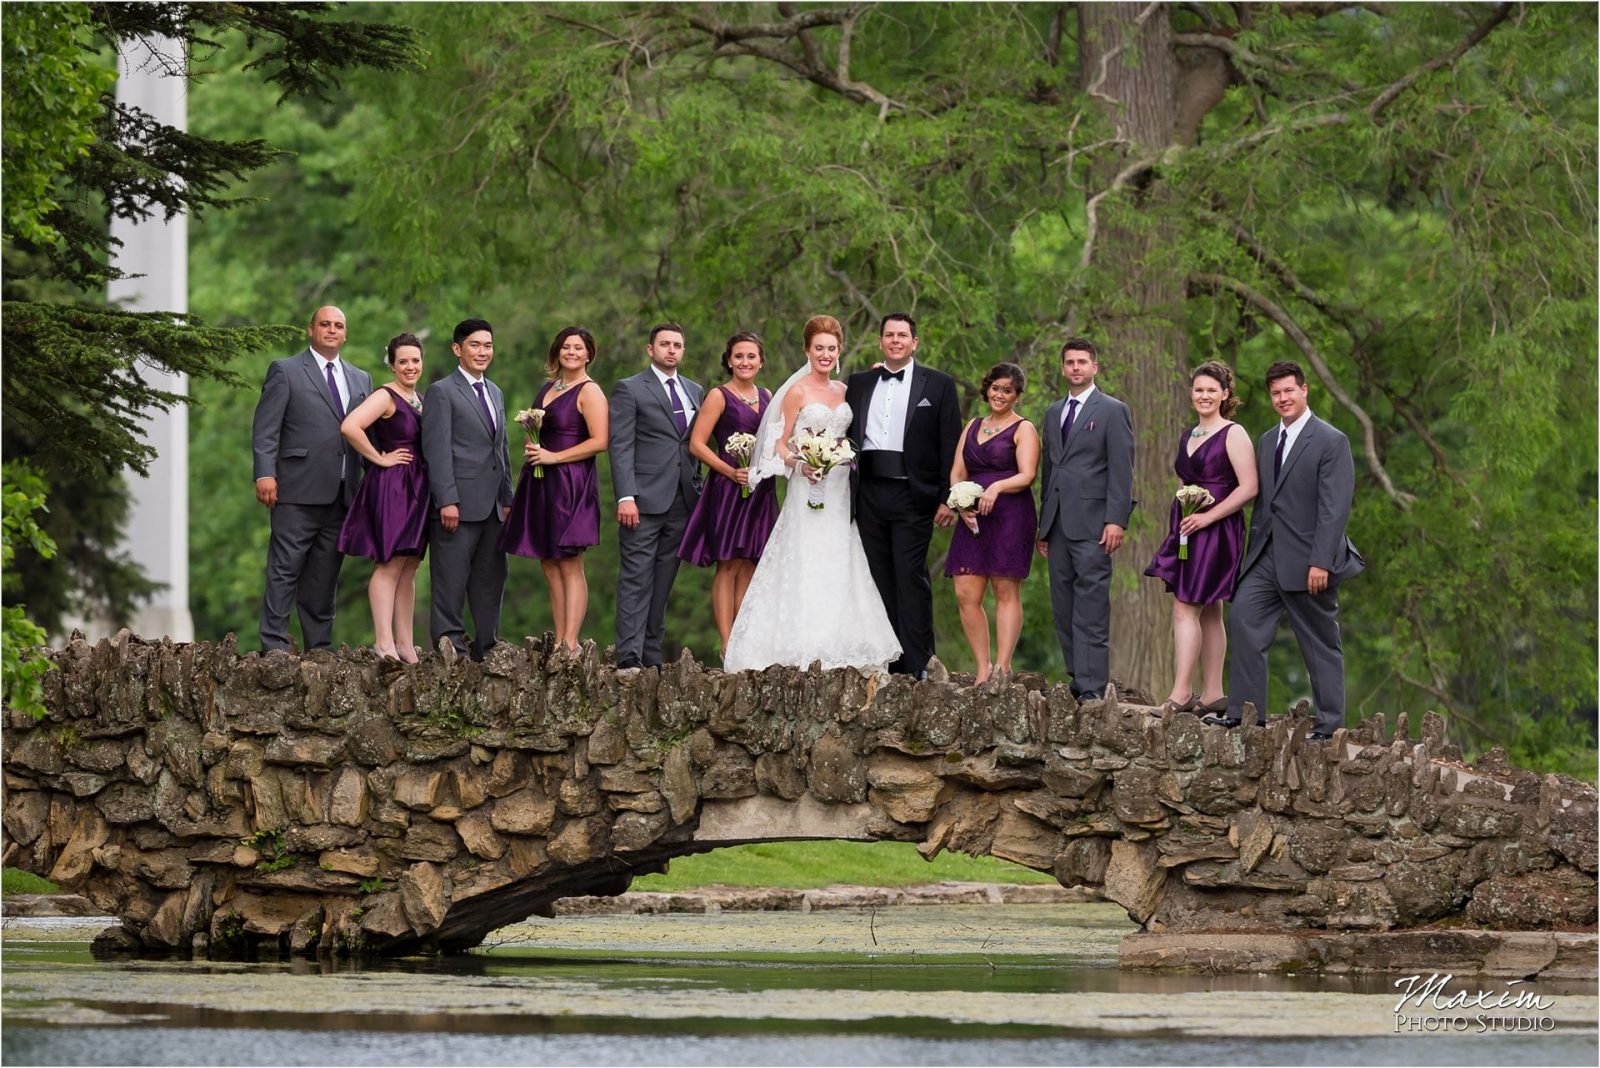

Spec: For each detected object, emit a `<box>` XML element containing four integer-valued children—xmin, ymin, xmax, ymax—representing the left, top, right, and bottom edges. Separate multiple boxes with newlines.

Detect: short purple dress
<box><xmin>944</xmin><ymin>419</ymin><xmax>1035</xmax><ymax>580</ymax></box>
<box><xmin>678</xmin><ymin>386</ymin><xmax>778</xmax><ymax>566</ymax></box>
<box><xmin>498</xmin><ymin>380</ymin><xmax>600</xmax><ymax>560</ymax></box>
<box><xmin>336</xmin><ymin>386</ymin><xmax>429</xmax><ymax>562</ymax></box>
<box><xmin>1144</xmin><ymin>423</ymin><xmax>1246</xmax><ymax>604</ymax></box>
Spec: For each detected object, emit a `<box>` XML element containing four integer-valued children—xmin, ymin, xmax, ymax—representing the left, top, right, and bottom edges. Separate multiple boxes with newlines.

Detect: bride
<box><xmin>722</xmin><ymin>315</ymin><xmax>902</xmax><ymax>672</ymax></box>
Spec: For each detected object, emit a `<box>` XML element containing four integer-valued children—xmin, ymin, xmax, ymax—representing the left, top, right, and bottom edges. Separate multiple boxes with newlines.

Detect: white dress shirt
<box><xmin>863</xmin><ymin>359</ymin><xmax>916</xmax><ymax>452</ymax></box>
<box><xmin>458</xmin><ymin>365</ymin><xmax>494</xmax><ymax>430</ymax></box>
<box><xmin>1059</xmin><ymin>383</ymin><xmax>1098</xmax><ymax>434</ymax></box>
<box><xmin>316</xmin><ymin>352</ymin><xmax>352</xmax><ymax>415</ymax></box>
<box><xmin>1277</xmin><ymin>406</ymin><xmax>1313</xmax><ymax>468</ymax></box>
<box><xmin>650</xmin><ymin>363</ymin><xmax>696</xmax><ymax>426</ymax></box>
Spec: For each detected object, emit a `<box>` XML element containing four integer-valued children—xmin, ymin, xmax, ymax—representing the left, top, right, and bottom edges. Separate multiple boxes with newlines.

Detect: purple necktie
<box><xmin>1060</xmin><ymin>398</ymin><xmax>1079</xmax><ymax>447</ymax></box>
<box><xmin>324</xmin><ymin>361</ymin><xmax>345</xmax><ymax>419</ymax></box>
<box><xmin>473</xmin><ymin>381</ymin><xmax>495</xmax><ymax>432</ymax></box>
<box><xmin>1274</xmin><ymin>427</ymin><xmax>1287</xmax><ymax>479</ymax></box>
<box><xmin>665</xmin><ymin>377</ymin><xmax>689</xmax><ymax>435</ymax></box>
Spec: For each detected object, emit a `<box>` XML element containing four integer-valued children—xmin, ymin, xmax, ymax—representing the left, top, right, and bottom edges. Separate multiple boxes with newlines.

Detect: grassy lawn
<box><xmin>630</xmin><ymin>841</ymin><xmax>1056</xmax><ymax>891</ymax></box>
<box><xmin>2</xmin><ymin>868</ymin><xmax>59</xmax><ymax>895</ymax></box>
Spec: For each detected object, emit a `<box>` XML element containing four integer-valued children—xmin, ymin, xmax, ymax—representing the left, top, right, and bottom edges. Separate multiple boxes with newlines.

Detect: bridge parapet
<box><xmin>2</xmin><ymin>632</ymin><xmax>1594</xmax><ymax>959</ymax></box>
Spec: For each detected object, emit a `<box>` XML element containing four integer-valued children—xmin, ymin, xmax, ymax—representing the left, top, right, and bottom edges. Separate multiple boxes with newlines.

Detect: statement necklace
<box><xmin>981</xmin><ymin>415</ymin><xmax>1018</xmax><ymax>437</ymax></box>
<box><xmin>552</xmin><ymin>377</ymin><xmax>589</xmax><ymax>395</ymax></box>
<box><xmin>394</xmin><ymin>386</ymin><xmax>422</xmax><ymax>412</ymax></box>
<box><xmin>1190</xmin><ymin>423</ymin><xmax>1220</xmax><ymax>440</ymax></box>
<box><xmin>729</xmin><ymin>386</ymin><xmax>760</xmax><ymax>408</ymax></box>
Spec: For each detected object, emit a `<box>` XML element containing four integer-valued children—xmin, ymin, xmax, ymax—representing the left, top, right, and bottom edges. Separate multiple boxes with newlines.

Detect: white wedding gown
<box><xmin>722</xmin><ymin>401</ymin><xmax>902</xmax><ymax>673</ymax></box>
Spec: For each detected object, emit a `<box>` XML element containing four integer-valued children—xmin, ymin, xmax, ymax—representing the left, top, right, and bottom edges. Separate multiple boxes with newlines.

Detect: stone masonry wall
<box><xmin>2</xmin><ymin>632</ymin><xmax>1594</xmax><ymax>959</ymax></box>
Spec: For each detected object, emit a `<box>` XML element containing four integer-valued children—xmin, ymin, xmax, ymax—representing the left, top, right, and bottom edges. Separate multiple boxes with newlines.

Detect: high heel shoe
<box><xmin>1152</xmin><ymin>694</ymin><xmax>1197</xmax><ymax>718</ymax></box>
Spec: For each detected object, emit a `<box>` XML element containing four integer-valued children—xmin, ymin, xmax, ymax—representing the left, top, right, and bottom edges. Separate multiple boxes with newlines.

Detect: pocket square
<box><xmin>1086</xmin><ymin>421</ymin><xmax>1097</xmax><ymax>431</ymax></box>
<box><xmin>917</xmin><ymin>398</ymin><xmax>933</xmax><ymax>408</ymax></box>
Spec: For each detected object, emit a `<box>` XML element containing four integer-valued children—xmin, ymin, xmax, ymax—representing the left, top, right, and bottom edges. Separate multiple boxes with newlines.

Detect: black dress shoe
<box><xmin>1075</xmin><ymin>689</ymin><xmax>1104</xmax><ymax>702</ymax></box>
<box><xmin>1305</xmin><ymin>730</ymin><xmax>1334</xmax><ymax>741</ymax></box>
<box><xmin>1201</xmin><ymin>713</ymin><xmax>1241</xmax><ymax>728</ymax></box>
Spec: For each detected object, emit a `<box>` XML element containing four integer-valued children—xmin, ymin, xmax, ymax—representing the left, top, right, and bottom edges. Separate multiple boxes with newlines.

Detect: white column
<box><xmin>106</xmin><ymin>36</ymin><xmax>193</xmax><ymax>642</ymax></box>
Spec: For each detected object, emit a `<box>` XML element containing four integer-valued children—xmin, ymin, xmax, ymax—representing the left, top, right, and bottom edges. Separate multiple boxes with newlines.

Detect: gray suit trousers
<box><xmin>260</xmin><ymin>499</ymin><xmax>347</xmax><ymax>652</ymax></box>
<box><xmin>1046</xmin><ymin>525</ymin><xmax>1112</xmax><ymax>697</ymax></box>
<box><xmin>429</xmin><ymin>514</ymin><xmax>507</xmax><ymax>660</ymax></box>
<box><xmin>1228</xmin><ymin>541</ymin><xmax>1346</xmax><ymax>736</ymax></box>
<box><xmin>615</xmin><ymin>497</ymin><xmax>690</xmax><ymax>668</ymax></box>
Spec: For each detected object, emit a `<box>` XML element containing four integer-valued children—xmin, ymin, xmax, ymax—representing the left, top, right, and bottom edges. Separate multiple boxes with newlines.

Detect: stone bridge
<box><xmin>2</xmin><ymin>633</ymin><xmax>1595</xmax><ymax>961</ymax></box>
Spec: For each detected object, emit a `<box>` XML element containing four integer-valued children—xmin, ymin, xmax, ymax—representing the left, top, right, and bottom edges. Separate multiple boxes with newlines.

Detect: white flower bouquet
<box><xmin>725</xmin><ymin>431</ymin><xmax>758</xmax><ymax>498</ymax></box>
<box><xmin>1174</xmin><ymin>483</ymin><xmax>1215</xmax><ymax>560</ymax></box>
<box><xmin>789</xmin><ymin>430</ymin><xmax>856</xmax><ymax>510</ymax></box>
<box><xmin>514</xmin><ymin>408</ymin><xmax>546</xmax><ymax>479</ymax></box>
<box><xmin>946</xmin><ymin>480</ymin><xmax>984</xmax><ymax>536</ymax></box>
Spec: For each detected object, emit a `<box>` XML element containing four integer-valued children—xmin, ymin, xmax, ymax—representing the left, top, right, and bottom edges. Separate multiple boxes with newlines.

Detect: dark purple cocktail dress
<box><xmin>1144</xmin><ymin>423</ymin><xmax>1246</xmax><ymax>604</ymax></box>
<box><xmin>944</xmin><ymin>420</ymin><xmax>1035</xmax><ymax>580</ymax></box>
<box><xmin>678</xmin><ymin>386</ymin><xmax>778</xmax><ymax>566</ymax></box>
<box><xmin>336</xmin><ymin>386</ymin><xmax>429</xmax><ymax>562</ymax></box>
<box><xmin>498</xmin><ymin>381</ymin><xmax>600</xmax><ymax>560</ymax></box>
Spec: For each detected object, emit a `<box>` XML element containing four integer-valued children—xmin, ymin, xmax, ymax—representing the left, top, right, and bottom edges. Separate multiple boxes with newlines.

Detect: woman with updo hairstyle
<box><xmin>1144</xmin><ymin>359</ymin><xmax>1258</xmax><ymax>716</ymax></box>
<box><xmin>336</xmin><ymin>333</ymin><xmax>430</xmax><ymax>661</ymax></box>
<box><xmin>498</xmin><ymin>326</ymin><xmax>609</xmax><ymax>653</ymax></box>
<box><xmin>943</xmin><ymin>361</ymin><xmax>1040</xmax><ymax>683</ymax></box>
<box><xmin>677</xmin><ymin>331</ymin><xmax>779</xmax><ymax>652</ymax></box>
<box><xmin>720</xmin><ymin>314</ymin><xmax>901</xmax><ymax>672</ymax></box>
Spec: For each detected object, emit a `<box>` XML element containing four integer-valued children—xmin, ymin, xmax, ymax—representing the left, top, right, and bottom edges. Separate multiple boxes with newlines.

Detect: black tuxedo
<box><xmin>845</xmin><ymin>361</ymin><xmax>962</xmax><ymax>675</ymax></box>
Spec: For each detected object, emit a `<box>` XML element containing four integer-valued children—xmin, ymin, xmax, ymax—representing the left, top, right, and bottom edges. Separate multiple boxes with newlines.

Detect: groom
<box><xmin>610</xmin><ymin>322</ymin><xmax>704</xmax><ymax>669</ymax></box>
<box><xmin>846</xmin><ymin>313</ymin><xmax>962</xmax><ymax>677</ymax></box>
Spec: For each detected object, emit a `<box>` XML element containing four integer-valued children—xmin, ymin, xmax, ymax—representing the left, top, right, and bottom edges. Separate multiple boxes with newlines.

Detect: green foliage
<box><xmin>2</xmin><ymin>464</ymin><xmax>58</xmax><ymax>718</ymax></box>
<box><xmin>630</xmin><ymin>841</ymin><xmax>1056</xmax><ymax>892</ymax></box>
<box><xmin>1</xmin><ymin>866</ymin><xmax>61</xmax><ymax>895</ymax></box>
<box><xmin>356</xmin><ymin>877</ymin><xmax>387</xmax><ymax>894</ymax></box>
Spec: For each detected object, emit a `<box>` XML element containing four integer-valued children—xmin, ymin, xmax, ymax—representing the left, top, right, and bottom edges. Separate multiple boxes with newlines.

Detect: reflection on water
<box><xmin>3</xmin><ymin>905</ymin><xmax>1595</xmax><ymax>1067</ymax></box>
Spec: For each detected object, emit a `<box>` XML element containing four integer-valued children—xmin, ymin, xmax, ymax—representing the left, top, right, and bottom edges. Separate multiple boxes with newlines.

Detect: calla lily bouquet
<box><xmin>725</xmin><ymin>432</ymin><xmax>758</xmax><ymax>498</ymax></box>
<box><xmin>789</xmin><ymin>430</ymin><xmax>855</xmax><ymax>510</ymax></box>
<box><xmin>947</xmin><ymin>480</ymin><xmax>984</xmax><ymax>536</ymax></box>
<box><xmin>515</xmin><ymin>408</ymin><xmax>546</xmax><ymax>478</ymax></box>
<box><xmin>1174</xmin><ymin>484</ymin><xmax>1215</xmax><ymax>559</ymax></box>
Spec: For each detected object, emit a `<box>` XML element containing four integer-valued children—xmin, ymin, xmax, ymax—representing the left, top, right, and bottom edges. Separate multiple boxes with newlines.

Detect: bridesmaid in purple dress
<box><xmin>1144</xmin><ymin>361</ymin><xmax>1259</xmax><ymax>717</ymax></box>
<box><xmin>498</xmin><ymin>327</ymin><xmax>609</xmax><ymax>653</ymax></box>
<box><xmin>337</xmin><ymin>333</ymin><xmax>430</xmax><ymax>662</ymax></box>
<box><xmin>678</xmin><ymin>331</ymin><xmax>779</xmax><ymax>651</ymax></box>
<box><xmin>942</xmin><ymin>362</ymin><xmax>1040</xmax><ymax>684</ymax></box>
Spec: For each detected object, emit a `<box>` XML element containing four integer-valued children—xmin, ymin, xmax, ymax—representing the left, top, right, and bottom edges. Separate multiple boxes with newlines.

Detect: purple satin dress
<box><xmin>1144</xmin><ymin>423</ymin><xmax>1246</xmax><ymax>604</ymax></box>
<box><xmin>498</xmin><ymin>380</ymin><xmax>600</xmax><ymax>560</ymax></box>
<box><xmin>944</xmin><ymin>420</ymin><xmax>1035</xmax><ymax>580</ymax></box>
<box><xmin>336</xmin><ymin>386</ymin><xmax>429</xmax><ymax>562</ymax></box>
<box><xmin>677</xmin><ymin>386</ymin><xmax>778</xmax><ymax>566</ymax></box>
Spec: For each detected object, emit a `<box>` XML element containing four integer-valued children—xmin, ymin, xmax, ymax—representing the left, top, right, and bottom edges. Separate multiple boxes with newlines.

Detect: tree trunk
<box><xmin>1076</xmin><ymin>3</ymin><xmax>1190</xmax><ymax>698</ymax></box>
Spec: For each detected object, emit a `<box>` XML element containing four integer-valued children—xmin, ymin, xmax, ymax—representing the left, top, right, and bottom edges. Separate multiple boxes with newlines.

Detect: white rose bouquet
<box><xmin>946</xmin><ymin>480</ymin><xmax>984</xmax><ymax>536</ymax></box>
<box><xmin>1174</xmin><ymin>484</ymin><xmax>1215</xmax><ymax>560</ymax></box>
<box><xmin>789</xmin><ymin>430</ymin><xmax>856</xmax><ymax>510</ymax></box>
<box><xmin>724</xmin><ymin>432</ymin><xmax>758</xmax><ymax>498</ymax></box>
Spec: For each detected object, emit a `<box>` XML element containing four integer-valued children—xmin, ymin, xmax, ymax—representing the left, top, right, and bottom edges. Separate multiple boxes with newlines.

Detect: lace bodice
<box><xmin>793</xmin><ymin>401</ymin><xmax>852</xmax><ymax>439</ymax></box>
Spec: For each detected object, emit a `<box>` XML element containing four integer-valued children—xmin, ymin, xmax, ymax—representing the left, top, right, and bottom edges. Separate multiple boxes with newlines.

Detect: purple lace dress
<box><xmin>944</xmin><ymin>420</ymin><xmax>1035</xmax><ymax>580</ymax></box>
<box><xmin>337</xmin><ymin>386</ymin><xmax>429</xmax><ymax>562</ymax></box>
<box><xmin>678</xmin><ymin>386</ymin><xmax>778</xmax><ymax>565</ymax></box>
<box><xmin>498</xmin><ymin>380</ymin><xmax>600</xmax><ymax>559</ymax></box>
<box><xmin>1144</xmin><ymin>423</ymin><xmax>1246</xmax><ymax>604</ymax></box>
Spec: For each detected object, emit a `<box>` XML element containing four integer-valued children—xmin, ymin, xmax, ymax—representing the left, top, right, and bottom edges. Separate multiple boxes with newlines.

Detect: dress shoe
<box><xmin>1305</xmin><ymin>730</ymin><xmax>1334</xmax><ymax>742</ymax></box>
<box><xmin>1152</xmin><ymin>694</ymin><xmax>1197</xmax><ymax>719</ymax></box>
<box><xmin>1075</xmin><ymin>689</ymin><xmax>1104</xmax><ymax>702</ymax></box>
<box><xmin>1200</xmin><ymin>713</ymin><xmax>1241</xmax><ymax>728</ymax></box>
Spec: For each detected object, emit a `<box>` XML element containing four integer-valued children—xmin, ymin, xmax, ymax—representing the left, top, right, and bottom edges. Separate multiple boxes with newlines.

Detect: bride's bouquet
<box><xmin>725</xmin><ymin>432</ymin><xmax>758</xmax><ymax>498</ymax></box>
<box><xmin>1174</xmin><ymin>483</ymin><xmax>1215</xmax><ymax>559</ymax></box>
<box><xmin>789</xmin><ymin>430</ymin><xmax>855</xmax><ymax>510</ymax></box>
<box><xmin>947</xmin><ymin>480</ymin><xmax>984</xmax><ymax>536</ymax></box>
<box><xmin>514</xmin><ymin>408</ymin><xmax>546</xmax><ymax>479</ymax></box>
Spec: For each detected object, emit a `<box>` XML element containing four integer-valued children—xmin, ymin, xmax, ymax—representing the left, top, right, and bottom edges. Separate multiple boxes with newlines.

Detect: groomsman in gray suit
<box><xmin>252</xmin><ymin>306</ymin><xmax>373</xmax><ymax>651</ymax></box>
<box><xmin>1036</xmin><ymin>338</ymin><xmax>1135</xmax><ymax>701</ymax></box>
<box><xmin>609</xmin><ymin>322</ymin><xmax>703</xmax><ymax>669</ymax></box>
<box><xmin>421</xmin><ymin>318</ymin><xmax>514</xmax><ymax>660</ymax></box>
<box><xmin>1205</xmin><ymin>361</ymin><xmax>1364</xmax><ymax>740</ymax></box>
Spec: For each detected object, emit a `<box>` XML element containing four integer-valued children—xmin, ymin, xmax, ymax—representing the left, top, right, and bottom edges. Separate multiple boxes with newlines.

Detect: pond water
<box><xmin>4</xmin><ymin>904</ymin><xmax>1595</xmax><ymax>1066</ymax></box>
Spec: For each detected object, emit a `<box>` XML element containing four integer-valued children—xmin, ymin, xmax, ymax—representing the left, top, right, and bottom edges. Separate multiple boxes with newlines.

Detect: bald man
<box><xmin>251</xmin><ymin>306</ymin><xmax>373</xmax><ymax>651</ymax></box>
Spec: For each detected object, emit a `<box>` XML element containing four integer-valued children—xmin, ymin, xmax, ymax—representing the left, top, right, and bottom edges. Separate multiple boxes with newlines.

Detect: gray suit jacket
<box><xmin>421</xmin><ymin>371</ymin><xmax>514</xmax><ymax>523</ymax></box>
<box><xmin>1240</xmin><ymin>413</ymin><xmax>1364</xmax><ymax>590</ymax></box>
<box><xmin>609</xmin><ymin>369</ymin><xmax>703</xmax><ymax>515</ymax></box>
<box><xmin>251</xmin><ymin>349</ymin><xmax>372</xmax><ymax>506</ymax></box>
<box><xmin>1037</xmin><ymin>389</ymin><xmax>1135</xmax><ymax>541</ymax></box>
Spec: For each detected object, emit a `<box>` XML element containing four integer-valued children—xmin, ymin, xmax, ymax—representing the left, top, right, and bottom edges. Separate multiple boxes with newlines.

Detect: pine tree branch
<box><xmin>1367</xmin><ymin>2</ymin><xmax>1514</xmax><ymax>120</ymax></box>
<box><xmin>1188</xmin><ymin>272</ymin><xmax>1417</xmax><ymax>509</ymax></box>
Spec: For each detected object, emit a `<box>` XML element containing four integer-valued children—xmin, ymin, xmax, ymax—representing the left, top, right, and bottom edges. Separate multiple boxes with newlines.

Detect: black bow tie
<box><xmin>879</xmin><ymin>367</ymin><xmax>905</xmax><ymax>382</ymax></box>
